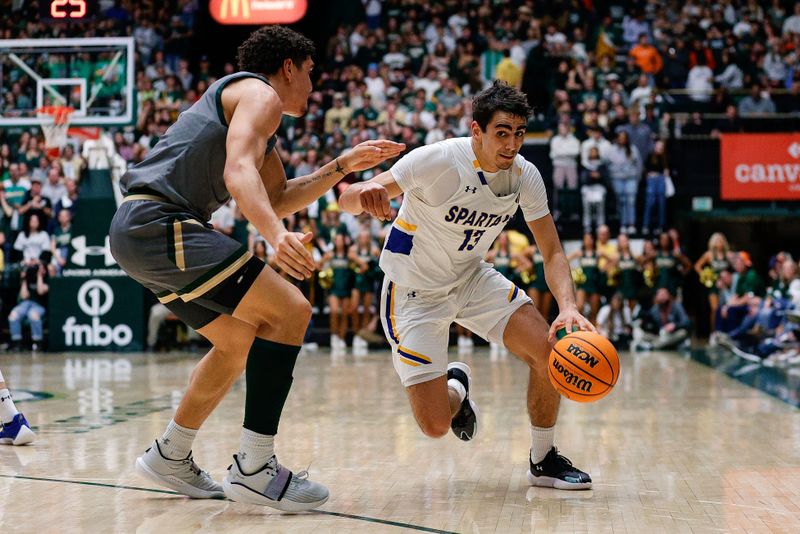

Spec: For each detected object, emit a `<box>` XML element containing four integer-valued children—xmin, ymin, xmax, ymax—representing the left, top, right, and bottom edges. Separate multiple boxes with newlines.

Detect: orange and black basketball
<box><xmin>548</xmin><ymin>331</ymin><xmax>619</xmax><ymax>402</ymax></box>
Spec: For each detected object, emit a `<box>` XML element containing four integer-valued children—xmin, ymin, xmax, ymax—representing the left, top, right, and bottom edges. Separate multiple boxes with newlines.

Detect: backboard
<box><xmin>0</xmin><ymin>36</ymin><xmax>135</xmax><ymax>127</ymax></box>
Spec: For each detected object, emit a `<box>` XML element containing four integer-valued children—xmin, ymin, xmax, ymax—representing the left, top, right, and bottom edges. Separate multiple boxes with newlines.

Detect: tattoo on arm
<box><xmin>335</xmin><ymin>157</ymin><xmax>346</xmax><ymax>176</ymax></box>
<box><xmin>298</xmin><ymin>158</ymin><xmax>347</xmax><ymax>187</ymax></box>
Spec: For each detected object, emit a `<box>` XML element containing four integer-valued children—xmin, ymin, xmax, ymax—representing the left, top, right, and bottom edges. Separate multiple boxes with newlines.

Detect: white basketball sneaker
<box><xmin>223</xmin><ymin>454</ymin><xmax>329</xmax><ymax>512</ymax></box>
<box><xmin>0</xmin><ymin>414</ymin><xmax>36</xmax><ymax>445</ymax></box>
<box><xmin>135</xmin><ymin>440</ymin><xmax>225</xmax><ymax>498</ymax></box>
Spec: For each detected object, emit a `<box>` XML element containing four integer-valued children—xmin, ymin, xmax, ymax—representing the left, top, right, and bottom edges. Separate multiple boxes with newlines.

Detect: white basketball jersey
<box><xmin>380</xmin><ymin>137</ymin><xmax>549</xmax><ymax>290</ymax></box>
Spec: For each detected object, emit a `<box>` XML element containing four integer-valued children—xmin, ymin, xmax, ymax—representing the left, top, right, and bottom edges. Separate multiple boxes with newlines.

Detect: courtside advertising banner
<box><xmin>720</xmin><ymin>133</ymin><xmax>800</xmax><ymax>200</ymax></box>
<box><xmin>49</xmin><ymin>277</ymin><xmax>144</xmax><ymax>352</ymax></box>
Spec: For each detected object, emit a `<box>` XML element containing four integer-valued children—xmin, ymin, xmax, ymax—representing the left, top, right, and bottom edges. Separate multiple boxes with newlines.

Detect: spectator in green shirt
<box><xmin>733</xmin><ymin>252</ymin><xmax>765</xmax><ymax>298</ymax></box>
<box><xmin>350</xmin><ymin>93</ymin><xmax>379</xmax><ymax>129</ymax></box>
<box><xmin>1</xmin><ymin>163</ymin><xmax>29</xmax><ymax>241</ymax></box>
<box><xmin>717</xmin><ymin>251</ymin><xmax>765</xmax><ymax>333</ymax></box>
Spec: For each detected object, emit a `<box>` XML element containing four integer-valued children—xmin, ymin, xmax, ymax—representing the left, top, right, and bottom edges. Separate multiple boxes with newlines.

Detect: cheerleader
<box><xmin>349</xmin><ymin>229</ymin><xmax>380</xmax><ymax>350</ymax></box>
<box><xmin>567</xmin><ymin>232</ymin><xmax>602</xmax><ymax>323</ymax></box>
<box><xmin>320</xmin><ymin>233</ymin><xmax>353</xmax><ymax>349</ymax></box>
<box><xmin>637</xmin><ymin>239</ymin><xmax>659</xmax><ymax>308</ymax></box>
<box><xmin>655</xmin><ymin>232</ymin><xmax>691</xmax><ymax>297</ymax></box>
<box><xmin>524</xmin><ymin>243</ymin><xmax>553</xmax><ymax>322</ymax></box>
<box><xmin>612</xmin><ymin>233</ymin><xmax>641</xmax><ymax>313</ymax></box>
<box><xmin>486</xmin><ymin>231</ymin><xmax>519</xmax><ymax>356</ymax></box>
<box><xmin>693</xmin><ymin>232</ymin><xmax>732</xmax><ymax>330</ymax></box>
<box><xmin>487</xmin><ymin>231</ymin><xmax>515</xmax><ymax>279</ymax></box>
<box><xmin>253</xmin><ymin>239</ymin><xmax>269</xmax><ymax>263</ymax></box>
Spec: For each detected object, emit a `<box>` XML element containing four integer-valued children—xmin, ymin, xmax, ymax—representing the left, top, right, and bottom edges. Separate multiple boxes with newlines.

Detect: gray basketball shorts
<box><xmin>109</xmin><ymin>193</ymin><xmax>264</xmax><ymax>329</ymax></box>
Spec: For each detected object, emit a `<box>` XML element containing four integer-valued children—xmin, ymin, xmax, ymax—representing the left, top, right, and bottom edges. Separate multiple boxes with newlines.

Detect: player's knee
<box><xmin>292</xmin><ymin>298</ymin><xmax>312</xmax><ymax>325</ymax></box>
<box><xmin>287</xmin><ymin>295</ymin><xmax>312</xmax><ymax>325</ymax></box>
<box><xmin>417</xmin><ymin>413</ymin><xmax>451</xmax><ymax>438</ymax></box>
<box><xmin>418</xmin><ymin>416</ymin><xmax>451</xmax><ymax>438</ymax></box>
<box><xmin>214</xmin><ymin>330</ymin><xmax>256</xmax><ymax>363</ymax></box>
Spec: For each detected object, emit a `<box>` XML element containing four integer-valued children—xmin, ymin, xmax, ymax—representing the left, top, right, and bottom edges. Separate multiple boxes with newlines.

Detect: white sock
<box><xmin>0</xmin><ymin>388</ymin><xmax>20</xmax><ymax>424</ymax></box>
<box><xmin>238</xmin><ymin>428</ymin><xmax>275</xmax><ymax>475</ymax></box>
<box><xmin>158</xmin><ymin>419</ymin><xmax>197</xmax><ymax>460</ymax></box>
<box><xmin>530</xmin><ymin>424</ymin><xmax>556</xmax><ymax>464</ymax></box>
<box><xmin>447</xmin><ymin>379</ymin><xmax>467</xmax><ymax>403</ymax></box>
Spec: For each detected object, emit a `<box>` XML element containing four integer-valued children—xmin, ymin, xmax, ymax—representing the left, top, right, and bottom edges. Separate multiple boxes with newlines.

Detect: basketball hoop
<box><xmin>36</xmin><ymin>105</ymin><xmax>75</xmax><ymax>158</ymax></box>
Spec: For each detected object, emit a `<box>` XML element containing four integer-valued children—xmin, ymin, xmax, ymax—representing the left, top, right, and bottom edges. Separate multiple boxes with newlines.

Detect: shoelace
<box><xmin>551</xmin><ymin>448</ymin><xmax>574</xmax><ymax>468</ymax></box>
<box><xmin>295</xmin><ymin>461</ymin><xmax>313</xmax><ymax>481</ymax></box>
<box><xmin>263</xmin><ymin>456</ymin><xmax>281</xmax><ymax>477</ymax></box>
<box><xmin>182</xmin><ymin>456</ymin><xmax>206</xmax><ymax>477</ymax></box>
<box><xmin>265</xmin><ymin>458</ymin><xmax>312</xmax><ymax>482</ymax></box>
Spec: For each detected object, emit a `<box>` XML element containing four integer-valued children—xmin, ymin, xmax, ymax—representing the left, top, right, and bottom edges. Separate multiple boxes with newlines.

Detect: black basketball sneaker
<box><xmin>527</xmin><ymin>447</ymin><xmax>592</xmax><ymax>490</ymax></box>
<box><xmin>447</xmin><ymin>362</ymin><xmax>480</xmax><ymax>441</ymax></box>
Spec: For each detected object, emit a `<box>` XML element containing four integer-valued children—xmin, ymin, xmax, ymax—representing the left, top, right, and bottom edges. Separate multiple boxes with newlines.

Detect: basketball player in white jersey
<box><xmin>340</xmin><ymin>81</ymin><xmax>596</xmax><ymax>489</ymax></box>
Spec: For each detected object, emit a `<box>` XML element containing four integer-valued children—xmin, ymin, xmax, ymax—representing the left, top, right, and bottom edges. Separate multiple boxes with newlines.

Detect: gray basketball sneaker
<box><xmin>135</xmin><ymin>440</ymin><xmax>225</xmax><ymax>498</ymax></box>
<box><xmin>223</xmin><ymin>454</ymin><xmax>329</xmax><ymax>512</ymax></box>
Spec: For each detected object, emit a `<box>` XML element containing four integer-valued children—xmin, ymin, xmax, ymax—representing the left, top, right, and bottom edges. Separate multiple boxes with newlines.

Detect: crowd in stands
<box><xmin>703</xmin><ymin>238</ymin><xmax>800</xmax><ymax>366</ymax></box>
<box><xmin>0</xmin><ymin>0</ymin><xmax>798</xmax><ymax>352</ymax></box>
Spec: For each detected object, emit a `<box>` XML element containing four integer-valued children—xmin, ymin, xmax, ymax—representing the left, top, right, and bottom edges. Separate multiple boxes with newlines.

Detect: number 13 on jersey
<box><xmin>458</xmin><ymin>229</ymin><xmax>485</xmax><ymax>251</ymax></box>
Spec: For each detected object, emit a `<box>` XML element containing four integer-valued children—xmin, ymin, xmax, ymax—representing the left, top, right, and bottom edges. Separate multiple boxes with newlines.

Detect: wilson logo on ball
<box><xmin>565</xmin><ymin>343</ymin><xmax>600</xmax><ymax>368</ymax></box>
<box><xmin>551</xmin><ymin>356</ymin><xmax>593</xmax><ymax>392</ymax></box>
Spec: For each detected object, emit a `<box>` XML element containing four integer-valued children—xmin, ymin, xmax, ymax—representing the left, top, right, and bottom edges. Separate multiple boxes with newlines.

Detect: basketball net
<box><xmin>36</xmin><ymin>106</ymin><xmax>75</xmax><ymax>159</ymax></box>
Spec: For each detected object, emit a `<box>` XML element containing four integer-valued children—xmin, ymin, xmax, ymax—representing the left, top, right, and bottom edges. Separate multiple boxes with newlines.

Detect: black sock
<box><xmin>243</xmin><ymin>338</ymin><xmax>300</xmax><ymax>435</ymax></box>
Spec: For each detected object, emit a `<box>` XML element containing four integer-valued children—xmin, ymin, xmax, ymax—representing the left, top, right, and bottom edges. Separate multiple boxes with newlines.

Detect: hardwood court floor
<box><xmin>1</xmin><ymin>347</ymin><xmax>799</xmax><ymax>534</ymax></box>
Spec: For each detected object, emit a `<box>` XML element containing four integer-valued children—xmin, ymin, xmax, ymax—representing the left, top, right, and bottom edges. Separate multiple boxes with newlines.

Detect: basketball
<box><xmin>548</xmin><ymin>331</ymin><xmax>620</xmax><ymax>402</ymax></box>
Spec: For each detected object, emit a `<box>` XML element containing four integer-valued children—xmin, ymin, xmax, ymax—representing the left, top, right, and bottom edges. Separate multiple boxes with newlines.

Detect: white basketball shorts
<box><xmin>379</xmin><ymin>264</ymin><xmax>532</xmax><ymax>387</ymax></box>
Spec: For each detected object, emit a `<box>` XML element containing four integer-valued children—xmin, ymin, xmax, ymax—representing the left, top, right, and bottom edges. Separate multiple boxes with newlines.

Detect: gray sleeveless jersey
<box><xmin>121</xmin><ymin>71</ymin><xmax>277</xmax><ymax>221</ymax></box>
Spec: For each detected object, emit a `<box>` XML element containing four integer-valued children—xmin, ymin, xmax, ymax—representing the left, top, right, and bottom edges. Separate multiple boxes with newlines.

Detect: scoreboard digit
<box><xmin>40</xmin><ymin>0</ymin><xmax>97</xmax><ymax>21</ymax></box>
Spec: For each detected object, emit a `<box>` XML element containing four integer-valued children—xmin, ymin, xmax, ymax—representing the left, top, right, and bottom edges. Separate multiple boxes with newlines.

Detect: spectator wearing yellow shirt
<box><xmin>494</xmin><ymin>50</ymin><xmax>522</xmax><ymax>88</ymax></box>
<box><xmin>324</xmin><ymin>93</ymin><xmax>353</xmax><ymax>134</ymax></box>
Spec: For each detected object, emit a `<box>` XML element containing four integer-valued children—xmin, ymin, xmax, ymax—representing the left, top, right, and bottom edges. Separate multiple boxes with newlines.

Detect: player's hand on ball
<box><xmin>547</xmin><ymin>305</ymin><xmax>597</xmax><ymax>345</ymax></box>
<box><xmin>274</xmin><ymin>231</ymin><xmax>315</xmax><ymax>280</ymax></box>
<box><xmin>342</xmin><ymin>140</ymin><xmax>405</xmax><ymax>173</ymax></box>
<box><xmin>358</xmin><ymin>182</ymin><xmax>392</xmax><ymax>220</ymax></box>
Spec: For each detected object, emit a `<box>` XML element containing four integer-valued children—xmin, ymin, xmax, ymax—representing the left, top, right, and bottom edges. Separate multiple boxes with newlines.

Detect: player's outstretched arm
<box><xmin>223</xmin><ymin>87</ymin><xmax>313</xmax><ymax>280</ymax></box>
<box><xmin>528</xmin><ymin>215</ymin><xmax>597</xmax><ymax>343</ymax></box>
<box><xmin>272</xmin><ymin>140</ymin><xmax>404</xmax><ymax>218</ymax></box>
<box><xmin>339</xmin><ymin>170</ymin><xmax>404</xmax><ymax>221</ymax></box>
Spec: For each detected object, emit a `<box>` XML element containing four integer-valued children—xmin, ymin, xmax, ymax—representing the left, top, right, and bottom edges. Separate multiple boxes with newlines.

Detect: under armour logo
<box><xmin>161</xmin><ymin>438</ymin><xmax>170</xmax><ymax>445</ymax></box>
<box><xmin>535</xmin><ymin>465</ymin><xmax>543</xmax><ymax>471</ymax></box>
<box><xmin>407</xmin><ymin>291</ymin><xmax>417</xmax><ymax>298</ymax></box>
<box><xmin>71</xmin><ymin>235</ymin><xmax>116</xmax><ymax>267</ymax></box>
<box><xmin>465</xmin><ymin>186</ymin><xmax>477</xmax><ymax>194</ymax></box>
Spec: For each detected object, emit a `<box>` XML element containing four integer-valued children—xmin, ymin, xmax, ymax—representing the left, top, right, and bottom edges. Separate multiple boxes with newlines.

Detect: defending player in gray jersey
<box><xmin>109</xmin><ymin>26</ymin><xmax>403</xmax><ymax>511</ymax></box>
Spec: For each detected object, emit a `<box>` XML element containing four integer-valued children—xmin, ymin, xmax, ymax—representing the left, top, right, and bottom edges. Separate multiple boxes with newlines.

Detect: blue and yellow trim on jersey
<box><xmin>395</xmin><ymin>218</ymin><xmax>416</xmax><ymax>233</ymax></box>
<box><xmin>507</xmin><ymin>285</ymin><xmax>520</xmax><ymax>302</ymax></box>
<box><xmin>384</xmin><ymin>281</ymin><xmax>400</xmax><ymax>343</ymax></box>
<box><xmin>473</xmin><ymin>160</ymin><xmax>488</xmax><ymax>185</ymax></box>
<box><xmin>385</xmin><ymin>218</ymin><xmax>416</xmax><ymax>255</ymax></box>
<box><xmin>397</xmin><ymin>345</ymin><xmax>432</xmax><ymax>367</ymax></box>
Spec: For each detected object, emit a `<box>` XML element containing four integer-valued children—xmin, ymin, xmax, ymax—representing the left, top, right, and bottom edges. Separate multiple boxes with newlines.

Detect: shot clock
<box><xmin>39</xmin><ymin>0</ymin><xmax>99</xmax><ymax>21</ymax></box>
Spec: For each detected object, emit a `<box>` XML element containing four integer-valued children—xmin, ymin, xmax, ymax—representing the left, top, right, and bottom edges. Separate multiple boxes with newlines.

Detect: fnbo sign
<box><xmin>49</xmin><ymin>277</ymin><xmax>144</xmax><ymax>352</ymax></box>
<box><xmin>62</xmin><ymin>279</ymin><xmax>133</xmax><ymax>347</ymax></box>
